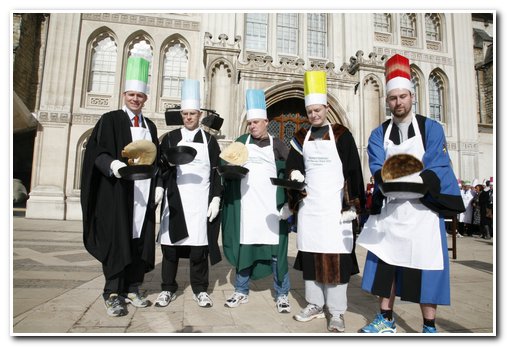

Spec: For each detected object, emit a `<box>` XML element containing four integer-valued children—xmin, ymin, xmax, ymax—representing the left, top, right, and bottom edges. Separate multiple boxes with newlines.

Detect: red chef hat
<box><xmin>385</xmin><ymin>54</ymin><xmax>414</xmax><ymax>93</ymax></box>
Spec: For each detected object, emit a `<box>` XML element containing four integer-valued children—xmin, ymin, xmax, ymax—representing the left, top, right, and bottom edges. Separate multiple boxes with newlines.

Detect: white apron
<box><xmin>357</xmin><ymin>116</ymin><xmax>443</xmax><ymax>270</ymax></box>
<box><xmin>297</xmin><ymin>124</ymin><xmax>353</xmax><ymax>254</ymax></box>
<box><xmin>130</xmin><ymin>116</ymin><xmax>152</xmax><ymax>239</ymax></box>
<box><xmin>159</xmin><ymin>128</ymin><xmax>210</xmax><ymax>246</ymax></box>
<box><xmin>240</xmin><ymin>135</ymin><xmax>279</xmax><ymax>245</ymax></box>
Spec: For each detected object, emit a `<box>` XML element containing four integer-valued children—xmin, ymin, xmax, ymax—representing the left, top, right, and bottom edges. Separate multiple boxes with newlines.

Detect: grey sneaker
<box><xmin>193</xmin><ymin>292</ymin><xmax>213</xmax><ymax>308</ymax></box>
<box><xmin>294</xmin><ymin>304</ymin><xmax>325</xmax><ymax>322</ymax></box>
<box><xmin>104</xmin><ymin>294</ymin><xmax>127</xmax><ymax>317</ymax></box>
<box><xmin>155</xmin><ymin>291</ymin><xmax>176</xmax><ymax>307</ymax></box>
<box><xmin>328</xmin><ymin>314</ymin><xmax>345</xmax><ymax>332</ymax></box>
<box><xmin>125</xmin><ymin>292</ymin><xmax>150</xmax><ymax>308</ymax></box>
<box><xmin>276</xmin><ymin>294</ymin><xmax>291</xmax><ymax>313</ymax></box>
<box><xmin>224</xmin><ymin>292</ymin><xmax>249</xmax><ymax>308</ymax></box>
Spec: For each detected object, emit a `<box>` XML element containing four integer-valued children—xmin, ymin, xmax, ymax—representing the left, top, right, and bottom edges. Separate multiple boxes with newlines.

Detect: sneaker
<box><xmin>193</xmin><ymin>292</ymin><xmax>213</xmax><ymax>308</ymax></box>
<box><xmin>155</xmin><ymin>291</ymin><xmax>176</xmax><ymax>307</ymax></box>
<box><xmin>328</xmin><ymin>314</ymin><xmax>345</xmax><ymax>332</ymax></box>
<box><xmin>104</xmin><ymin>294</ymin><xmax>127</xmax><ymax>317</ymax></box>
<box><xmin>125</xmin><ymin>292</ymin><xmax>150</xmax><ymax>308</ymax></box>
<box><xmin>294</xmin><ymin>304</ymin><xmax>325</xmax><ymax>322</ymax></box>
<box><xmin>360</xmin><ymin>313</ymin><xmax>397</xmax><ymax>333</ymax></box>
<box><xmin>422</xmin><ymin>325</ymin><xmax>438</xmax><ymax>333</ymax></box>
<box><xmin>224</xmin><ymin>292</ymin><xmax>249</xmax><ymax>308</ymax></box>
<box><xmin>276</xmin><ymin>294</ymin><xmax>291</xmax><ymax>313</ymax></box>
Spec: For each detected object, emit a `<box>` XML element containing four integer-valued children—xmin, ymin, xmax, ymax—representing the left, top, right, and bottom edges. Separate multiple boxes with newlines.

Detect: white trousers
<box><xmin>305</xmin><ymin>280</ymin><xmax>348</xmax><ymax>317</ymax></box>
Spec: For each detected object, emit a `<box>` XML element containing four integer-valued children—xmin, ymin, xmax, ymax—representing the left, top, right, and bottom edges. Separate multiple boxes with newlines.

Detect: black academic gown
<box><xmin>157</xmin><ymin>128</ymin><xmax>223</xmax><ymax>265</ymax></box>
<box><xmin>81</xmin><ymin>109</ymin><xmax>159</xmax><ymax>279</ymax></box>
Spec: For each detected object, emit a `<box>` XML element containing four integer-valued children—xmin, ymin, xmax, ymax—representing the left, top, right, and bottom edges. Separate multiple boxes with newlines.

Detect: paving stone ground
<box><xmin>11</xmin><ymin>216</ymin><xmax>495</xmax><ymax>336</ymax></box>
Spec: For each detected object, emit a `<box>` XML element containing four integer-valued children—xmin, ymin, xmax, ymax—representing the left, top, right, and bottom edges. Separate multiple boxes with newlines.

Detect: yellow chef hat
<box><xmin>304</xmin><ymin>71</ymin><xmax>327</xmax><ymax>107</ymax></box>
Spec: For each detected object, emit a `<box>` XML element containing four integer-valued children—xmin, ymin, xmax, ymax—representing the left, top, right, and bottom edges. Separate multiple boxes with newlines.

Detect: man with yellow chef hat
<box><xmin>286</xmin><ymin>70</ymin><xmax>365</xmax><ymax>332</ymax></box>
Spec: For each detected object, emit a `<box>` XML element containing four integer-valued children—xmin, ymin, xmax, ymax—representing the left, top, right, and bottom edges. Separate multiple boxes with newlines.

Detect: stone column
<box><xmin>450</xmin><ymin>13</ymin><xmax>481</xmax><ymax>181</ymax></box>
<box><xmin>26</xmin><ymin>13</ymin><xmax>81</xmax><ymax>220</ymax></box>
<box><xmin>203</xmin><ymin>33</ymin><xmax>241</xmax><ymax>141</ymax></box>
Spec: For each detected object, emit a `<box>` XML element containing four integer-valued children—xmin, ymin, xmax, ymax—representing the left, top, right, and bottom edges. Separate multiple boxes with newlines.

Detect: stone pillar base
<box><xmin>25</xmin><ymin>185</ymin><xmax>65</xmax><ymax>220</ymax></box>
<box><xmin>66</xmin><ymin>196</ymin><xmax>82</xmax><ymax>221</ymax></box>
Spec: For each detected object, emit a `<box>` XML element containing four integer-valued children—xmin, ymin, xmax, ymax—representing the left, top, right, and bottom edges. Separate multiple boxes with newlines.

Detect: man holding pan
<box><xmin>221</xmin><ymin>89</ymin><xmax>292</xmax><ymax>314</ymax></box>
<box><xmin>285</xmin><ymin>70</ymin><xmax>365</xmax><ymax>332</ymax></box>
<box><xmin>356</xmin><ymin>54</ymin><xmax>465</xmax><ymax>333</ymax></box>
<box><xmin>154</xmin><ymin>79</ymin><xmax>222</xmax><ymax>308</ymax></box>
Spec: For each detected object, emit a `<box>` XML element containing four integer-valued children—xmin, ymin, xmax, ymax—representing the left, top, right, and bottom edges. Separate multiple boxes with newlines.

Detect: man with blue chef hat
<box><xmin>221</xmin><ymin>89</ymin><xmax>292</xmax><ymax>314</ymax></box>
<box><xmin>154</xmin><ymin>79</ymin><xmax>222</xmax><ymax>308</ymax></box>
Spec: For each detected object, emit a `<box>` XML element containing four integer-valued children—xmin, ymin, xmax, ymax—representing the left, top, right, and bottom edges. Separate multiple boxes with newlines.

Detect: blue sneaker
<box><xmin>360</xmin><ymin>313</ymin><xmax>397</xmax><ymax>333</ymax></box>
<box><xmin>422</xmin><ymin>325</ymin><xmax>437</xmax><ymax>333</ymax></box>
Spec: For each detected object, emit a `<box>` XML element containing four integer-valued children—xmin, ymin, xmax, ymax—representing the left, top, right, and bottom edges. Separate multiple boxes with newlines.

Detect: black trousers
<box><xmin>103</xmin><ymin>238</ymin><xmax>146</xmax><ymax>300</ymax></box>
<box><xmin>160</xmin><ymin>245</ymin><xmax>209</xmax><ymax>294</ymax></box>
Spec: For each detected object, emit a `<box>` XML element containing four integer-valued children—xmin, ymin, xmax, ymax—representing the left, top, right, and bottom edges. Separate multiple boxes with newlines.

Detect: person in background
<box><xmin>221</xmin><ymin>89</ymin><xmax>292</xmax><ymax>314</ymax></box>
<box><xmin>81</xmin><ymin>55</ymin><xmax>159</xmax><ymax>317</ymax></box>
<box><xmin>357</xmin><ymin>54</ymin><xmax>465</xmax><ymax>333</ymax></box>
<box><xmin>479</xmin><ymin>180</ymin><xmax>492</xmax><ymax>239</ymax></box>
<box><xmin>286</xmin><ymin>70</ymin><xmax>365</xmax><ymax>333</ymax></box>
<box><xmin>458</xmin><ymin>181</ymin><xmax>474</xmax><ymax>236</ymax></box>
<box><xmin>360</xmin><ymin>176</ymin><xmax>375</xmax><ymax>228</ymax></box>
<box><xmin>471</xmin><ymin>179</ymin><xmax>482</xmax><ymax>236</ymax></box>
<box><xmin>154</xmin><ymin>79</ymin><xmax>222</xmax><ymax>308</ymax></box>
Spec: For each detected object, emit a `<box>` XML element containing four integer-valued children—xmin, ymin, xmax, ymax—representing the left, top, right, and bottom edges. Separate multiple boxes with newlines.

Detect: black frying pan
<box><xmin>162</xmin><ymin>146</ymin><xmax>197</xmax><ymax>165</ymax></box>
<box><xmin>217</xmin><ymin>165</ymin><xmax>249</xmax><ymax>180</ymax></box>
<box><xmin>270</xmin><ymin>177</ymin><xmax>306</xmax><ymax>191</ymax></box>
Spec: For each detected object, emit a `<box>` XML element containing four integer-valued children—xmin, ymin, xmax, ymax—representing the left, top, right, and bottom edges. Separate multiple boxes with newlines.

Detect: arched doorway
<box><xmin>267</xmin><ymin>97</ymin><xmax>310</xmax><ymax>146</ymax></box>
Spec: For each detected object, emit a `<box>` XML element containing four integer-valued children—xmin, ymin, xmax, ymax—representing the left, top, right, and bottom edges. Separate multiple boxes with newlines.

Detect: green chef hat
<box><xmin>124</xmin><ymin>56</ymin><xmax>150</xmax><ymax>94</ymax></box>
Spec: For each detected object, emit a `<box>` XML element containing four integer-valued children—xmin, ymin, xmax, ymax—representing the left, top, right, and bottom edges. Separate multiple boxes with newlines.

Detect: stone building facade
<box><xmin>12</xmin><ymin>12</ymin><xmax>495</xmax><ymax>220</ymax></box>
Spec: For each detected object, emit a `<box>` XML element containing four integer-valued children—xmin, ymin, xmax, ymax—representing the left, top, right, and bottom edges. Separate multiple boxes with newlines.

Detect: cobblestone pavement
<box><xmin>11</xmin><ymin>216</ymin><xmax>495</xmax><ymax>335</ymax></box>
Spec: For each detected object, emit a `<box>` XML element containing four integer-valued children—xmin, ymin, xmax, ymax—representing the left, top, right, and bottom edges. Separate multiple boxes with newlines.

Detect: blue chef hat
<box><xmin>181</xmin><ymin>79</ymin><xmax>200</xmax><ymax>111</ymax></box>
<box><xmin>246</xmin><ymin>89</ymin><xmax>267</xmax><ymax>120</ymax></box>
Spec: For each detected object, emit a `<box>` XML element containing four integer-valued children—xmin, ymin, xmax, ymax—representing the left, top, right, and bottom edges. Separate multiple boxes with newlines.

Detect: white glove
<box><xmin>279</xmin><ymin>203</ymin><xmax>292</xmax><ymax>220</ymax></box>
<box><xmin>207</xmin><ymin>196</ymin><xmax>221</xmax><ymax>222</ymax></box>
<box><xmin>340</xmin><ymin>206</ymin><xmax>357</xmax><ymax>223</ymax></box>
<box><xmin>110</xmin><ymin>160</ymin><xmax>127</xmax><ymax>178</ymax></box>
<box><xmin>154</xmin><ymin>187</ymin><xmax>164</xmax><ymax>206</ymax></box>
<box><xmin>290</xmin><ymin>170</ymin><xmax>305</xmax><ymax>183</ymax></box>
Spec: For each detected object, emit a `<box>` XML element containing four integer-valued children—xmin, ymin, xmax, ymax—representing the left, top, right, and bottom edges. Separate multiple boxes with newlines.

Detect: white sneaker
<box><xmin>294</xmin><ymin>304</ymin><xmax>325</xmax><ymax>322</ymax></box>
<box><xmin>276</xmin><ymin>294</ymin><xmax>291</xmax><ymax>313</ymax></box>
<box><xmin>224</xmin><ymin>292</ymin><xmax>248</xmax><ymax>308</ymax></box>
<box><xmin>328</xmin><ymin>314</ymin><xmax>345</xmax><ymax>332</ymax></box>
<box><xmin>125</xmin><ymin>292</ymin><xmax>150</xmax><ymax>308</ymax></box>
<box><xmin>155</xmin><ymin>291</ymin><xmax>176</xmax><ymax>307</ymax></box>
<box><xmin>193</xmin><ymin>292</ymin><xmax>213</xmax><ymax>308</ymax></box>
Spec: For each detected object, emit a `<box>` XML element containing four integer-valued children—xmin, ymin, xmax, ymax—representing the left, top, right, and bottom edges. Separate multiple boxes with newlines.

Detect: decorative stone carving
<box><xmin>427</xmin><ymin>40</ymin><xmax>442</xmax><ymax>51</ymax></box>
<box><xmin>401</xmin><ymin>37</ymin><xmax>417</xmax><ymax>47</ymax></box>
<box><xmin>82</xmin><ymin>13</ymin><xmax>200</xmax><ymax>31</ymax></box>
<box><xmin>375</xmin><ymin>32</ymin><xmax>392</xmax><ymax>43</ymax></box>
<box><xmin>211</xmin><ymin>61</ymin><xmax>232</xmax><ymax>78</ymax></box>
<box><xmin>72</xmin><ymin>113</ymin><xmax>101</xmax><ymax>125</ymax></box>
<box><xmin>38</xmin><ymin>111</ymin><xmax>71</xmax><ymax>123</ymax></box>
<box><xmin>86</xmin><ymin>94</ymin><xmax>111</xmax><ymax>108</ymax></box>
<box><xmin>374</xmin><ymin>47</ymin><xmax>453</xmax><ymax>65</ymax></box>
<box><xmin>204</xmin><ymin>32</ymin><xmax>241</xmax><ymax>50</ymax></box>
